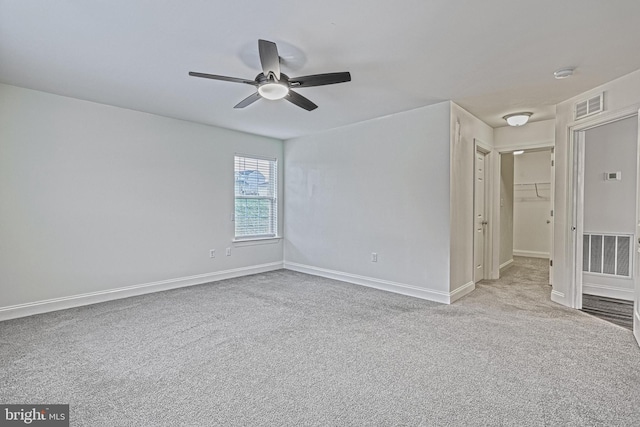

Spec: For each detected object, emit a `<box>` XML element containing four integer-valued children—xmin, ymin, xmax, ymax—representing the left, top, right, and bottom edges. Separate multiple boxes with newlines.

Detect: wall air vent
<box><xmin>574</xmin><ymin>93</ymin><xmax>604</xmax><ymax>120</ymax></box>
<box><xmin>582</xmin><ymin>233</ymin><xmax>631</xmax><ymax>277</ymax></box>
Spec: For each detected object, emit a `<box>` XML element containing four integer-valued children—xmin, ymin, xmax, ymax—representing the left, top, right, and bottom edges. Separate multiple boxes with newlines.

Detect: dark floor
<box><xmin>581</xmin><ymin>294</ymin><xmax>634</xmax><ymax>330</ymax></box>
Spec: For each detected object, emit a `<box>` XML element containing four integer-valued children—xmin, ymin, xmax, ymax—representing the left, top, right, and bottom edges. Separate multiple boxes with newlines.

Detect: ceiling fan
<box><xmin>189</xmin><ymin>39</ymin><xmax>351</xmax><ymax>111</ymax></box>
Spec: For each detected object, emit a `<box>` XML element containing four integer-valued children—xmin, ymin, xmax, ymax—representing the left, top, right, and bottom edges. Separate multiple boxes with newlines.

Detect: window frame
<box><xmin>233</xmin><ymin>154</ymin><xmax>279</xmax><ymax>241</ymax></box>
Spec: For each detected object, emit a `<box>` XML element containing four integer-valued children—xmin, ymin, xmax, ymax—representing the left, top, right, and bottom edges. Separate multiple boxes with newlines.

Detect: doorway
<box><xmin>572</xmin><ymin>115</ymin><xmax>638</xmax><ymax>308</ymax></box>
<box><xmin>582</xmin><ymin>117</ymin><xmax>636</xmax><ymax>301</ymax></box>
<box><xmin>513</xmin><ymin>149</ymin><xmax>553</xmax><ymax>260</ymax></box>
<box><xmin>498</xmin><ymin>147</ymin><xmax>554</xmax><ymax>284</ymax></box>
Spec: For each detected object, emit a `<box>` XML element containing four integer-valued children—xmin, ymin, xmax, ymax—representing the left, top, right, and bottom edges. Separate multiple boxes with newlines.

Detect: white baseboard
<box><xmin>583</xmin><ymin>283</ymin><xmax>634</xmax><ymax>301</ymax></box>
<box><xmin>449</xmin><ymin>281</ymin><xmax>475</xmax><ymax>303</ymax></box>
<box><xmin>500</xmin><ymin>259</ymin><xmax>514</xmax><ymax>271</ymax></box>
<box><xmin>0</xmin><ymin>262</ymin><xmax>283</xmax><ymax>322</ymax></box>
<box><xmin>284</xmin><ymin>261</ymin><xmax>467</xmax><ymax>304</ymax></box>
<box><xmin>513</xmin><ymin>250</ymin><xmax>549</xmax><ymax>259</ymax></box>
<box><xmin>551</xmin><ymin>289</ymin><xmax>566</xmax><ymax>305</ymax></box>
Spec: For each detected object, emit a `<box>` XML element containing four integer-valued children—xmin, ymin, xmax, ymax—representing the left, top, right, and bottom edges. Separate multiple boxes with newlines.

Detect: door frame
<box><xmin>636</xmin><ymin>111</ymin><xmax>640</xmax><ymax>346</ymax></box>
<box><xmin>473</xmin><ymin>139</ymin><xmax>494</xmax><ymax>281</ymax></box>
<box><xmin>549</xmin><ymin>147</ymin><xmax>555</xmax><ymax>285</ymax></box>
<box><xmin>494</xmin><ymin>144</ymin><xmax>554</xmax><ymax>282</ymax></box>
<box><xmin>567</xmin><ymin>106</ymin><xmax>640</xmax><ymax>310</ymax></box>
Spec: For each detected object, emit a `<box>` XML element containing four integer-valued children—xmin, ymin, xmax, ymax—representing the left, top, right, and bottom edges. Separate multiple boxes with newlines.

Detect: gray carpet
<box><xmin>1</xmin><ymin>257</ymin><xmax>639</xmax><ymax>426</ymax></box>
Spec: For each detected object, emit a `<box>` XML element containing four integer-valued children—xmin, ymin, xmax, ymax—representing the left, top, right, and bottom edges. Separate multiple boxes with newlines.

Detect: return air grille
<box><xmin>582</xmin><ymin>233</ymin><xmax>631</xmax><ymax>277</ymax></box>
<box><xmin>574</xmin><ymin>93</ymin><xmax>604</xmax><ymax>120</ymax></box>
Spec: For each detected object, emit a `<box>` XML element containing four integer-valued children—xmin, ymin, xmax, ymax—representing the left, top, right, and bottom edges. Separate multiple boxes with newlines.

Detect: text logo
<box><xmin>0</xmin><ymin>405</ymin><xmax>68</xmax><ymax>426</ymax></box>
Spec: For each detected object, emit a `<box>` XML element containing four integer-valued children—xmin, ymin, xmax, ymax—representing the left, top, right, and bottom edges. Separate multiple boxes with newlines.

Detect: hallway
<box><xmin>477</xmin><ymin>256</ymin><xmax>633</xmax><ymax>330</ymax></box>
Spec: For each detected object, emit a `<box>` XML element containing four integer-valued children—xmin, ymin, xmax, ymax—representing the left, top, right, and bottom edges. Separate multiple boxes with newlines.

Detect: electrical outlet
<box><xmin>226</xmin><ymin>247</ymin><xmax>231</xmax><ymax>256</ymax></box>
<box><xmin>371</xmin><ymin>252</ymin><xmax>378</xmax><ymax>262</ymax></box>
<box><xmin>209</xmin><ymin>249</ymin><xmax>215</xmax><ymax>258</ymax></box>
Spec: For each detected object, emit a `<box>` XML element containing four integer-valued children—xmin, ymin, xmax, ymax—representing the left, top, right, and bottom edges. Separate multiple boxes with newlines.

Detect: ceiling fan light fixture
<box><xmin>258</xmin><ymin>82</ymin><xmax>289</xmax><ymax>100</ymax></box>
<box><xmin>503</xmin><ymin>112</ymin><xmax>532</xmax><ymax>127</ymax></box>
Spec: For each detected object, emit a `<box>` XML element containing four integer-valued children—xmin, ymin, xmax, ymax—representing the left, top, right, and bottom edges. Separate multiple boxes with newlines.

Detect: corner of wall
<box><xmin>449</xmin><ymin>103</ymin><xmax>494</xmax><ymax>295</ymax></box>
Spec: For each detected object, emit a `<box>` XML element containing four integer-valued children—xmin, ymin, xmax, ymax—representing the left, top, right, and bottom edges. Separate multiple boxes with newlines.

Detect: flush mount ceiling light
<box><xmin>554</xmin><ymin>67</ymin><xmax>575</xmax><ymax>79</ymax></box>
<box><xmin>503</xmin><ymin>112</ymin><xmax>532</xmax><ymax>127</ymax></box>
<box><xmin>513</xmin><ymin>150</ymin><xmax>524</xmax><ymax>155</ymax></box>
<box><xmin>258</xmin><ymin>82</ymin><xmax>289</xmax><ymax>100</ymax></box>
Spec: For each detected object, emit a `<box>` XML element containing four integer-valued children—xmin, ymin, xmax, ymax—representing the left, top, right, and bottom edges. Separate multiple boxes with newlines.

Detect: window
<box><xmin>234</xmin><ymin>155</ymin><xmax>278</xmax><ymax>239</ymax></box>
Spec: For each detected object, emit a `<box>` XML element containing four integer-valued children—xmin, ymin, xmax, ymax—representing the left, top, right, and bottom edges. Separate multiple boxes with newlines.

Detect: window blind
<box><xmin>234</xmin><ymin>155</ymin><xmax>277</xmax><ymax>238</ymax></box>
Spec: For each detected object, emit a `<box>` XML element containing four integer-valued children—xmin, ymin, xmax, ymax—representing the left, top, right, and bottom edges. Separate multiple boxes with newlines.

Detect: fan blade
<box><xmin>290</xmin><ymin>72</ymin><xmax>351</xmax><ymax>88</ymax></box>
<box><xmin>234</xmin><ymin>92</ymin><xmax>262</xmax><ymax>109</ymax></box>
<box><xmin>286</xmin><ymin>90</ymin><xmax>318</xmax><ymax>111</ymax></box>
<box><xmin>189</xmin><ymin>72</ymin><xmax>257</xmax><ymax>86</ymax></box>
<box><xmin>258</xmin><ymin>39</ymin><xmax>281</xmax><ymax>81</ymax></box>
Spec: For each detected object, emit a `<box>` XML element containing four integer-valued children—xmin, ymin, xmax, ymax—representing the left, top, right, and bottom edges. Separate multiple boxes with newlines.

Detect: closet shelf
<box><xmin>514</xmin><ymin>182</ymin><xmax>551</xmax><ymax>202</ymax></box>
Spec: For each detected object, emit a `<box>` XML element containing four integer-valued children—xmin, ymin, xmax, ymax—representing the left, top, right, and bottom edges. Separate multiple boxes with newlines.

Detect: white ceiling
<box><xmin>1</xmin><ymin>1</ymin><xmax>640</xmax><ymax>140</ymax></box>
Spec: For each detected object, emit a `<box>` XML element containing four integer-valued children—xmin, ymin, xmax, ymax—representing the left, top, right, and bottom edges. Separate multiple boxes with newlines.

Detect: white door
<box><xmin>549</xmin><ymin>148</ymin><xmax>555</xmax><ymax>285</ymax></box>
<box><xmin>635</xmin><ymin>110</ymin><xmax>640</xmax><ymax>346</ymax></box>
<box><xmin>474</xmin><ymin>149</ymin><xmax>488</xmax><ymax>283</ymax></box>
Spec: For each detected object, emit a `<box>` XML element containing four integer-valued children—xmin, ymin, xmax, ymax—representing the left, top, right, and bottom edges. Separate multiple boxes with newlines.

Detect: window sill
<box><xmin>232</xmin><ymin>236</ymin><xmax>282</xmax><ymax>247</ymax></box>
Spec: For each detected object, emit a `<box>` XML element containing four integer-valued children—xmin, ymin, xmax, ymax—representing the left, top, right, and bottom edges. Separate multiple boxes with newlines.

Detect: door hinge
<box><xmin>550</xmin><ymin>210</ymin><xmax>553</xmax><ymax>217</ymax></box>
<box><xmin>551</xmin><ymin>160</ymin><xmax>554</xmax><ymax>167</ymax></box>
<box><xmin>549</xmin><ymin>259</ymin><xmax>553</xmax><ymax>267</ymax></box>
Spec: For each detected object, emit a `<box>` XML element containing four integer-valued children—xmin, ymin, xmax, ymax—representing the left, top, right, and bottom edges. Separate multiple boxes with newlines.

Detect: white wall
<box><xmin>582</xmin><ymin>116</ymin><xmax>637</xmax><ymax>300</ymax></box>
<box><xmin>499</xmin><ymin>154</ymin><xmax>514</xmax><ymax>267</ymax></box>
<box><xmin>450</xmin><ymin>103</ymin><xmax>495</xmax><ymax>287</ymax></box>
<box><xmin>494</xmin><ymin>119</ymin><xmax>555</xmax><ymax>152</ymax></box>
<box><xmin>284</xmin><ymin>103</ymin><xmax>455</xmax><ymax>302</ymax></box>
<box><xmin>553</xmin><ymin>68</ymin><xmax>640</xmax><ymax>307</ymax></box>
<box><xmin>583</xmin><ymin>117</ymin><xmax>637</xmax><ymax>233</ymax></box>
<box><xmin>513</xmin><ymin>150</ymin><xmax>552</xmax><ymax>258</ymax></box>
<box><xmin>0</xmin><ymin>84</ymin><xmax>284</xmax><ymax>318</ymax></box>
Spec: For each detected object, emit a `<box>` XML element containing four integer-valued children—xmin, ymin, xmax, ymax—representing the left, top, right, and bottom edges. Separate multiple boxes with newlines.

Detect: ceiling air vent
<box><xmin>574</xmin><ymin>93</ymin><xmax>604</xmax><ymax>120</ymax></box>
